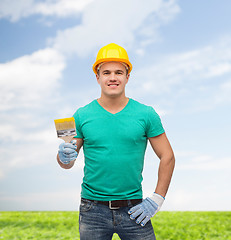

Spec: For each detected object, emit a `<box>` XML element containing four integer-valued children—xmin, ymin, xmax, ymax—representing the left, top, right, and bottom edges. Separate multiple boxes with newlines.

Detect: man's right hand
<box><xmin>58</xmin><ymin>141</ymin><xmax>77</xmax><ymax>164</ymax></box>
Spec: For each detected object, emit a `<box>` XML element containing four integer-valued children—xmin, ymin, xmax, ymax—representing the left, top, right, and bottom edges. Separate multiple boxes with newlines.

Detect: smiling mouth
<box><xmin>108</xmin><ymin>84</ymin><xmax>119</xmax><ymax>87</ymax></box>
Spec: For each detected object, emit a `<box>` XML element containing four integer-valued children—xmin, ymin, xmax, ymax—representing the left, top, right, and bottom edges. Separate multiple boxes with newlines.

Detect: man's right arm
<box><xmin>57</xmin><ymin>138</ymin><xmax>84</xmax><ymax>169</ymax></box>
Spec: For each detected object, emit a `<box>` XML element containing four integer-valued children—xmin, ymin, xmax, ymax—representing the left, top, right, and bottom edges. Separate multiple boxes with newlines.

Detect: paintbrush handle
<box><xmin>60</xmin><ymin>136</ymin><xmax>74</xmax><ymax>143</ymax></box>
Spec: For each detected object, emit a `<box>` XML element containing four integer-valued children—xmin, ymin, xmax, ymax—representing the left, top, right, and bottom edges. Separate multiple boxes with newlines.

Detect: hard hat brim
<box><xmin>93</xmin><ymin>58</ymin><xmax>132</xmax><ymax>74</ymax></box>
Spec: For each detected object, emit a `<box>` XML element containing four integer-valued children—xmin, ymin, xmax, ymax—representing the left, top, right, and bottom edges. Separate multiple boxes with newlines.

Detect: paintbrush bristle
<box><xmin>54</xmin><ymin>117</ymin><xmax>75</xmax><ymax>130</ymax></box>
<box><xmin>54</xmin><ymin>117</ymin><xmax>77</xmax><ymax>141</ymax></box>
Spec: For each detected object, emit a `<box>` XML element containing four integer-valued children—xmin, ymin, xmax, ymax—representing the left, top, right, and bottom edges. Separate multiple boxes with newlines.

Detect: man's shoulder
<box><xmin>129</xmin><ymin>99</ymin><xmax>160</xmax><ymax>120</ymax></box>
<box><xmin>78</xmin><ymin>100</ymin><xmax>97</xmax><ymax>111</ymax></box>
<box><xmin>130</xmin><ymin>98</ymin><xmax>152</xmax><ymax>111</ymax></box>
<box><xmin>73</xmin><ymin>100</ymin><xmax>97</xmax><ymax>117</ymax></box>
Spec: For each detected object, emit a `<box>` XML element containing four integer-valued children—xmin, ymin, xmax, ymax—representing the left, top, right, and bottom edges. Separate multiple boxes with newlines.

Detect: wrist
<box><xmin>154</xmin><ymin>192</ymin><xmax>165</xmax><ymax>200</ymax></box>
<box><xmin>149</xmin><ymin>192</ymin><xmax>165</xmax><ymax>209</ymax></box>
<box><xmin>57</xmin><ymin>153</ymin><xmax>75</xmax><ymax>169</ymax></box>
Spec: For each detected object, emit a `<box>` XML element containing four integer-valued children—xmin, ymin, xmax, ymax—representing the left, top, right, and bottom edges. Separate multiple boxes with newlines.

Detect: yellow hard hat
<box><xmin>92</xmin><ymin>43</ymin><xmax>132</xmax><ymax>74</ymax></box>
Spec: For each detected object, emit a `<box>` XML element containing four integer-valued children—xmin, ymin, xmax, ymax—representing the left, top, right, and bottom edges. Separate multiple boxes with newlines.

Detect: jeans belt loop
<box><xmin>109</xmin><ymin>201</ymin><xmax>120</xmax><ymax>210</ymax></box>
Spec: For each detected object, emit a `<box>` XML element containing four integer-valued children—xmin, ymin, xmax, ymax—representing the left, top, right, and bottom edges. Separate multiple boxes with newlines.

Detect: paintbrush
<box><xmin>54</xmin><ymin>117</ymin><xmax>77</xmax><ymax>143</ymax></box>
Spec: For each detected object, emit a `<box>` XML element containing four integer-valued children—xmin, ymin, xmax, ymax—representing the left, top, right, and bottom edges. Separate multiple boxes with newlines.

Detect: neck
<box><xmin>97</xmin><ymin>94</ymin><xmax>129</xmax><ymax>113</ymax></box>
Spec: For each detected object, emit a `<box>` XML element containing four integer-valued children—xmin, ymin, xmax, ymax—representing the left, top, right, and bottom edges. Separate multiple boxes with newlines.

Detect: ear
<box><xmin>96</xmin><ymin>74</ymin><xmax>100</xmax><ymax>84</ymax></box>
<box><xmin>126</xmin><ymin>74</ymin><xmax>130</xmax><ymax>84</ymax></box>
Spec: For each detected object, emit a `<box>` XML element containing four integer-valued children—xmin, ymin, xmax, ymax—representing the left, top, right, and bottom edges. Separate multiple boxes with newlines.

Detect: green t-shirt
<box><xmin>73</xmin><ymin>98</ymin><xmax>165</xmax><ymax>201</ymax></box>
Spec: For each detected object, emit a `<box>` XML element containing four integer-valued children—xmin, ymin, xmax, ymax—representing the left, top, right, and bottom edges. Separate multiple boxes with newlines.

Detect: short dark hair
<box><xmin>97</xmin><ymin>64</ymin><xmax>129</xmax><ymax>76</ymax></box>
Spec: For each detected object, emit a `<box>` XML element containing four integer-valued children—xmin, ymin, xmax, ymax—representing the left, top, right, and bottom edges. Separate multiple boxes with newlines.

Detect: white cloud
<box><xmin>51</xmin><ymin>0</ymin><xmax>180</xmax><ymax>57</ymax></box>
<box><xmin>214</xmin><ymin>79</ymin><xmax>231</xmax><ymax>105</ymax></box>
<box><xmin>128</xmin><ymin>36</ymin><xmax>231</xmax><ymax>113</ymax></box>
<box><xmin>0</xmin><ymin>0</ymin><xmax>33</xmax><ymax>22</ymax></box>
<box><xmin>0</xmin><ymin>48</ymin><xmax>65</xmax><ymax>111</ymax></box>
<box><xmin>143</xmin><ymin>186</ymin><xmax>231</xmax><ymax>211</ymax></box>
<box><xmin>0</xmin><ymin>189</ymin><xmax>81</xmax><ymax>210</ymax></box>
<box><xmin>165</xmin><ymin>188</ymin><xmax>231</xmax><ymax>211</ymax></box>
<box><xmin>0</xmin><ymin>48</ymin><xmax>66</xmax><ymax>175</ymax></box>
<box><xmin>175</xmin><ymin>151</ymin><xmax>231</xmax><ymax>171</ymax></box>
<box><xmin>0</xmin><ymin>0</ymin><xmax>94</xmax><ymax>22</ymax></box>
<box><xmin>133</xmin><ymin>41</ymin><xmax>231</xmax><ymax>95</ymax></box>
<box><xmin>0</xmin><ymin>169</ymin><xmax>4</xmax><ymax>179</ymax></box>
<box><xmin>178</xmin><ymin>157</ymin><xmax>231</xmax><ymax>171</ymax></box>
<box><xmin>35</xmin><ymin>0</ymin><xmax>94</xmax><ymax>18</ymax></box>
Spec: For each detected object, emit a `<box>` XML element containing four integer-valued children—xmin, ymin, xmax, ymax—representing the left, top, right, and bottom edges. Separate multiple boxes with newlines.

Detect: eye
<box><xmin>116</xmin><ymin>71</ymin><xmax>123</xmax><ymax>75</ymax></box>
<box><xmin>103</xmin><ymin>72</ymin><xmax>110</xmax><ymax>75</ymax></box>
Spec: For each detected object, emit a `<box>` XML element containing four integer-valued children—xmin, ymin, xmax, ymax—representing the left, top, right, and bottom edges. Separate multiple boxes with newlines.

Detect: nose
<box><xmin>110</xmin><ymin>72</ymin><xmax>117</xmax><ymax>80</ymax></box>
<box><xmin>110</xmin><ymin>72</ymin><xmax>118</xmax><ymax>82</ymax></box>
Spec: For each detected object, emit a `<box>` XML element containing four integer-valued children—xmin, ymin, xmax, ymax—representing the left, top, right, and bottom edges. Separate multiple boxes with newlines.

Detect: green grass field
<box><xmin>0</xmin><ymin>211</ymin><xmax>230</xmax><ymax>239</ymax></box>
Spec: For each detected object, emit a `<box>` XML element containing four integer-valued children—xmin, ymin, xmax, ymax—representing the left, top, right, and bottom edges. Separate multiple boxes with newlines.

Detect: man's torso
<box><xmin>73</xmin><ymin>98</ymin><xmax>164</xmax><ymax>201</ymax></box>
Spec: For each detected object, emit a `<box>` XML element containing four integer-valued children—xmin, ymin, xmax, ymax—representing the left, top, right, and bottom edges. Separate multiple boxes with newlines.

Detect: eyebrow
<box><xmin>102</xmin><ymin>70</ymin><xmax>110</xmax><ymax>73</ymax></box>
<box><xmin>102</xmin><ymin>69</ymin><xmax>125</xmax><ymax>73</ymax></box>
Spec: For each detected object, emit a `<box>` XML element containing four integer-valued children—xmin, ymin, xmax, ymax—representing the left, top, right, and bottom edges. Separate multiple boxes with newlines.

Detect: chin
<box><xmin>105</xmin><ymin>92</ymin><xmax>123</xmax><ymax>98</ymax></box>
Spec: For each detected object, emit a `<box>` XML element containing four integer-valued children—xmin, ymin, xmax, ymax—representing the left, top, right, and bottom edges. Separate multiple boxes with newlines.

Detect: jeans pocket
<box><xmin>80</xmin><ymin>198</ymin><xmax>93</xmax><ymax>212</ymax></box>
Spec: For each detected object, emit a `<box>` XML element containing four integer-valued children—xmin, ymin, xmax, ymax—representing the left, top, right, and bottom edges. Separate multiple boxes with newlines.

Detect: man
<box><xmin>57</xmin><ymin>43</ymin><xmax>175</xmax><ymax>240</ymax></box>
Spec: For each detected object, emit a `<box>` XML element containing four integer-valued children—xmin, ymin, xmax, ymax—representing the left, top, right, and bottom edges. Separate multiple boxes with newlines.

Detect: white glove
<box><xmin>58</xmin><ymin>141</ymin><xmax>77</xmax><ymax>164</ymax></box>
<box><xmin>128</xmin><ymin>192</ymin><xmax>165</xmax><ymax>227</ymax></box>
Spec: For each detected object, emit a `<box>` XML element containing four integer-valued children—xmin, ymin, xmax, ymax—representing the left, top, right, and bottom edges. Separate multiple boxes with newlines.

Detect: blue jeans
<box><xmin>79</xmin><ymin>198</ymin><xmax>156</xmax><ymax>240</ymax></box>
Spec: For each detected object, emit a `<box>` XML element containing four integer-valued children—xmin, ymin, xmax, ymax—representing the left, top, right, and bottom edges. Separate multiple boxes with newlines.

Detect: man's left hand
<box><xmin>128</xmin><ymin>193</ymin><xmax>164</xmax><ymax>227</ymax></box>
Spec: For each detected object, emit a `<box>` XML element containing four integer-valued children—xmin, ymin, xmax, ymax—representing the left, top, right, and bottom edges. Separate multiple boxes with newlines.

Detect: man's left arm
<box><xmin>149</xmin><ymin>132</ymin><xmax>175</xmax><ymax>197</ymax></box>
<box><xmin>128</xmin><ymin>133</ymin><xmax>175</xmax><ymax>226</ymax></box>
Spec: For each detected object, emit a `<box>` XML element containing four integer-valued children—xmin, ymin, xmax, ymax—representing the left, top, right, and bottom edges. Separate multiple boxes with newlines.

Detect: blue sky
<box><xmin>0</xmin><ymin>0</ymin><xmax>231</xmax><ymax>211</ymax></box>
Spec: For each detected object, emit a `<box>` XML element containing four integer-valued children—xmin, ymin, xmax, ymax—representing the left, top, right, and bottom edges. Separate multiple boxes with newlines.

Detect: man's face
<box><xmin>96</xmin><ymin>62</ymin><xmax>130</xmax><ymax>98</ymax></box>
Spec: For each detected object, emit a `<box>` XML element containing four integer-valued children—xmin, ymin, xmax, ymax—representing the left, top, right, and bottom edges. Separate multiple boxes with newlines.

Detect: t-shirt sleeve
<box><xmin>146</xmin><ymin>106</ymin><xmax>165</xmax><ymax>138</ymax></box>
<box><xmin>73</xmin><ymin>110</ymin><xmax>84</xmax><ymax>139</ymax></box>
